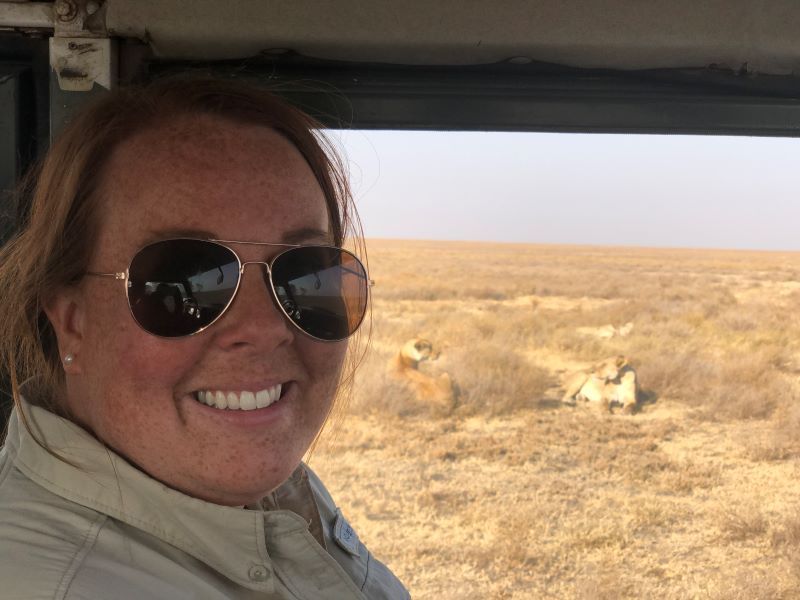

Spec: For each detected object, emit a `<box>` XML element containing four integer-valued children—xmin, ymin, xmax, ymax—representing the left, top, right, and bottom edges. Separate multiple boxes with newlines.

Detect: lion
<box><xmin>387</xmin><ymin>338</ymin><xmax>456</xmax><ymax>412</ymax></box>
<box><xmin>389</xmin><ymin>338</ymin><xmax>436</xmax><ymax>370</ymax></box>
<box><xmin>562</xmin><ymin>355</ymin><xmax>639</xmax><ymax>413</ymax></box>
<box><xmin>603</xmin><ymin>364</ymin><xmax>638</xmax><ymax>414</ymax></box>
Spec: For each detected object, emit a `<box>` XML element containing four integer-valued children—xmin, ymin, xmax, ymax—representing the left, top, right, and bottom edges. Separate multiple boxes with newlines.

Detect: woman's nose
<box><xmin>210</xmin><ymin>262</ymin><xmax>295</xmax><ymax>350</ymax></box>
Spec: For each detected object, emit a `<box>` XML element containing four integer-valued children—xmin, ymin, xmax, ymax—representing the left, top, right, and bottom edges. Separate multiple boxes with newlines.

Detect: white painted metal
<box><xmin>0</xmin><ymin>1</ymin><xmax>52</xmax><ymax>29</ymax></box>
<box><xmin>49</xmin><ymin>37</ymin><xmax>116</xmax><ymax>91</ymax></box>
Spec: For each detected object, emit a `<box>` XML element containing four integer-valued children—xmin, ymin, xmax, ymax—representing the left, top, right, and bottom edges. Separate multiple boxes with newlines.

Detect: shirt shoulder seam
<box><xmin>53</xmin><ymin>511</ymin><xmax>108</xmax><ymax>600</ymax></box>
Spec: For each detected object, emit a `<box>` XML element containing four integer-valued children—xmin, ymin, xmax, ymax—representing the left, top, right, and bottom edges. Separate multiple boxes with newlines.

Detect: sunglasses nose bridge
<box><xmin>239</xmin><ymin>260</ymin><xmax>270</xmax><ymax>269</ymax></box>
<box><xmin>239</xmin><ymin>260</ymin><xmax>272</xmax><ymax>283</ymax></box>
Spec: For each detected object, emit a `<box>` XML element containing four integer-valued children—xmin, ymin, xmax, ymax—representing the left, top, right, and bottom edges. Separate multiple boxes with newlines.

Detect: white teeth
<box><xmin>240</xmin><ymin>391</ymin><xmax>256</xmax><ymax>410</ymax></box>
<box><xmin>194</xmin><ymin>385</ymin><xmax>283</xmax><ymax>411</ymax></box>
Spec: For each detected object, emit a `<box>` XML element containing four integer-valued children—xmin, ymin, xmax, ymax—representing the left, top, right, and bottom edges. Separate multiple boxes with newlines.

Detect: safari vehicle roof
<box><xmin>2</xmin><ymin>0</ymin><xmax>800</xmax><ymax>144</ymax></box>
<box><xmin>107</xmin><ymin>1</ymin><xmax>800</xmax><ymax>72</ymax></box>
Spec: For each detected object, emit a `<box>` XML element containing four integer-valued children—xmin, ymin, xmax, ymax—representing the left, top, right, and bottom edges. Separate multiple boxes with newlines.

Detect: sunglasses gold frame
<box><xmin>86</xmin><ymin>238</ymin><xmax>371</xmax><ymax>342</ymax></box>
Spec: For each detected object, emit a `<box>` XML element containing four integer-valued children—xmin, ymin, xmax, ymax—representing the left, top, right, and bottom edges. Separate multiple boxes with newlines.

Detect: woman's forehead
<box><xmin>106</xmin><ymin>114</ymin><xmax>306</xmax><ymax>186</ymax></box>
<box><xmin>93</xmin><ymin>116</ymin><xmax>329</xmax><ymax>255</ymax></box>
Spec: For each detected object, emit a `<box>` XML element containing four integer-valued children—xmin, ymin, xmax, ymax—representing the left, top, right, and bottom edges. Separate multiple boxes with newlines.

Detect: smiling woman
<box><xmin>0</xmin><ymin>78</ymin><xmax>407</xmax><ymax>600</ymax></box>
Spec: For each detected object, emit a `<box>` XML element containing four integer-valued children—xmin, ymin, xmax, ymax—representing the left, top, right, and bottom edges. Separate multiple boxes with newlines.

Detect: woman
<box><xmin>0</xmin><ymin>78</ymin><xmax>409</xmax><ymax>599</ymax></box>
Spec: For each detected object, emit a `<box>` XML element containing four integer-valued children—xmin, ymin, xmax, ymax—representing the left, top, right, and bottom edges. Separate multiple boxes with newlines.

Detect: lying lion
<box><xmin>604</xmin><ymin>365</ymin><xmax>638</xmax><ymax>413</ymax></box>
<box><xmin>389</xmin><ymin>338</ymin><xmax>437</xmax><ymax>369</ymax></box>
<box><xmin>387</xmin><ymin>338</ymin><xmax>456</xmax><ymax>412</ymax></box>
<box><xmin>562</xmin><ymin>355</ymin><xmax>639</xmax><ymax>414</ymax></box>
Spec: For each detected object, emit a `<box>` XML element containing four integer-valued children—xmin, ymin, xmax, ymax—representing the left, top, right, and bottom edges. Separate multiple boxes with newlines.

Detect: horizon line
<box><xmin>362</xmin><ymin>236</ymin><xmax>800</xmax><ymax>254</ymax></box>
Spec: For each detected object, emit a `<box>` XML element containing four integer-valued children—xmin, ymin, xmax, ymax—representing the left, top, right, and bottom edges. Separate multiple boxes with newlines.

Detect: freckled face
<box><xmin>64</xmin><ymin>114</ymin><xmax>347</xmax><ymax>506</ymax></box>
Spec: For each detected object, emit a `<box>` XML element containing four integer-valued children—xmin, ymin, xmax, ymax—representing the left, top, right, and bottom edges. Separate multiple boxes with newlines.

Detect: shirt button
<box><xmin>248</xmin><ymin>565</ymin><xmax>270</xmax><ymax>582</ymax></box>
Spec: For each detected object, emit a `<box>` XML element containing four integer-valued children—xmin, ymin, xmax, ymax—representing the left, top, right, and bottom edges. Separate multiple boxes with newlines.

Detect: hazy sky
<box><xmin>332</xmin><ymin>130</ymin><xmax>800</xmax><ymax>251</ymax></box>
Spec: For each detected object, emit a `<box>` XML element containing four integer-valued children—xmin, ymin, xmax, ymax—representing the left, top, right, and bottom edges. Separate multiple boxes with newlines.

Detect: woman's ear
<box><xmin>43</xmin><ymin>288</ymin><xmax>86</xmax><ymax>375</ymax></box>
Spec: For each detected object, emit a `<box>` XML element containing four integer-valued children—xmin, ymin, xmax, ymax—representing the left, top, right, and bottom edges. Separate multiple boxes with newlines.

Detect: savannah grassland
<box><xmin>312</xmin><ymin>239</ymin><xmax>800</xmax><ymax>599</ymax></box>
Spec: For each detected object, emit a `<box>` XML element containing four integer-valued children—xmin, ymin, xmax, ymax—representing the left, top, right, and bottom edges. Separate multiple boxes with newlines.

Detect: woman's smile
<box><xmin>193</xmin><ymin>385</ymin><xmax>284</xmax><ymax>410</ymax></box>
<box><xmin>180</xmin><ymin>382</ymin><xmax>297</xmax><ymax>430</ymax></box>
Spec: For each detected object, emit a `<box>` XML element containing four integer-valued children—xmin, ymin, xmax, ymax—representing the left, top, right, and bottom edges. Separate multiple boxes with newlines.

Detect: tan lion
<box><xmin>562</xmin><ymin>355</ymin><xmax>638</xmax><ymax>413</ymax></box>
<box><xmin>387</xmin><ymin>338</ymin><xmax>456</xmax><ymax>412</ymax></box>
<box><xmin>389</xmin><ymin>338</ymin><xmax>436</xmax><ymax>370</ymax></box>
<box><xmin>604</xmin><ymin>364</ymin><xmax>638</xmax><ymax>414</ymax></box>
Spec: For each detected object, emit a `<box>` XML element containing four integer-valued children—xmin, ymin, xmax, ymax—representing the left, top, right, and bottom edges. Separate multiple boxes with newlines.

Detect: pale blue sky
<box><xmin>332</xmin><ymin>130</ymin><xmax>800</xmax><ymax>251</ymax></box>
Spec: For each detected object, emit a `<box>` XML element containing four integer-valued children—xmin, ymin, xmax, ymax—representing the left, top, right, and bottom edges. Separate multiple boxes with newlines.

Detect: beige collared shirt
<box><xmin>0</xmin><ymin>399</ymin><xmax>409</xmax><ymax>599</ymax></box>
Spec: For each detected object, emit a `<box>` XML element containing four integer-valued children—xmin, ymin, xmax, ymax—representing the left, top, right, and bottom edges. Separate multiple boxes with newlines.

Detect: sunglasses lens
<box><xmin>127</xmin><ymin>239</ymin><xmax>240</xmax><ymax>337</ymax></box>
<box><xmin>271</xmin><ymin>246</ymin><xmax>368</xmax><ymax>341</ymax></box>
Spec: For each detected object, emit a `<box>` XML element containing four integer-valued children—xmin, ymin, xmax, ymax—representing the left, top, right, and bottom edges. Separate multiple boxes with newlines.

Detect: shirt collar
<box><xmin>5</xmin><ymin>396</ymin><xmax>326</xmax><ymax>590</ymax></box>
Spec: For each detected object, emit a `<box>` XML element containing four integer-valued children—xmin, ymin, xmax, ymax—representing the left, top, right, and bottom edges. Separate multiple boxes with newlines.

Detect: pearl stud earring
<box><xmin>63</xmin><ymin>354</ymin><xmax>74</xmax><ymax>366</ymax></box>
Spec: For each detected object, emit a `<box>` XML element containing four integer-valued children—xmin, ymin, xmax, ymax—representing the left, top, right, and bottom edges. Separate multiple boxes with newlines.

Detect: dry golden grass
<box><xmin>313</xmin><ymin>240</ymin><xmax>800</xmax><ymax>599</ymax></box>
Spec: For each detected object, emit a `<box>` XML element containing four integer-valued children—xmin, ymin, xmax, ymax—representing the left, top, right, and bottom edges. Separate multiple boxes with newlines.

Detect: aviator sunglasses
<box><xmin>86</xmin><ymin>238</ymin><xmax>370</xmax><ymax>341</ymax></box>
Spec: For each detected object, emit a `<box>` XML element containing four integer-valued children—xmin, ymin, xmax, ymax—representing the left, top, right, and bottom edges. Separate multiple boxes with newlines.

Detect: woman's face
<box><xmin>55</xmin><ymin>114</ymin><xmax>347</xmax><ymax>506</ymax></box>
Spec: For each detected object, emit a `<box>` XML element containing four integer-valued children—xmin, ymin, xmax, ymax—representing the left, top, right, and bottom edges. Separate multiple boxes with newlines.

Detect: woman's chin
<box><xmin>175</xmin><ymin>461</ymin><xmax>300</xmax><ymax>507</ymax></box>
